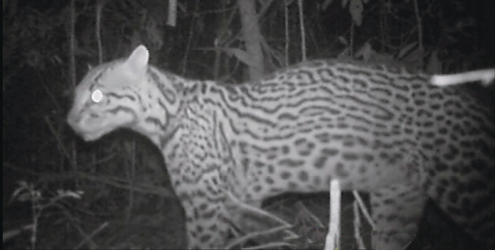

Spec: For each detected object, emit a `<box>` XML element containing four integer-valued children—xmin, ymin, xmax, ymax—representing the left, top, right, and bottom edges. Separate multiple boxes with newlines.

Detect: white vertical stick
<box><xmin>325</xmin><ymin>179</ymin><xmax>341</xmax><ymax>250</ymax></box>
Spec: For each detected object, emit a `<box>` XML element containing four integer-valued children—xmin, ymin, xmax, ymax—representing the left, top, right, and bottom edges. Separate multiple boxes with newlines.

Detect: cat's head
<box><xmin>67</xmin><ymin>45</ymin><xmax>150</xmax><ymax>141</ymax></box>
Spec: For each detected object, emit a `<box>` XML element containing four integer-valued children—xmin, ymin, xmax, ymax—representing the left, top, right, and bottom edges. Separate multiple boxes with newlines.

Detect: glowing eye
<box><xmin>91</xmin><ymin>89</ymin><xmax>103</xmax><ymax>103</ymax></box>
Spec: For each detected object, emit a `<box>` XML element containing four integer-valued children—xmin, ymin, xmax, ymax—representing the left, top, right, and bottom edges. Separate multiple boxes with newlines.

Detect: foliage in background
<box><xmin>3</xmin><ymin>0</ymin><xmax>493</xmax><ymax>249</ymax></box>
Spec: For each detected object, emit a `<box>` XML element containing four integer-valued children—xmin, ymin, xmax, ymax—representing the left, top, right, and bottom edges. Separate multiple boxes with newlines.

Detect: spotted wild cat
<box><xmin>68</xmin><ymin>45</ymin><xmax>494</xmax><ymax>249</ymax></box>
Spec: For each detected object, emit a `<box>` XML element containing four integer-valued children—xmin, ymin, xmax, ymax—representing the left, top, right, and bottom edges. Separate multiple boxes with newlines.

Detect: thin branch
<box><xmin>297</xmin><ymin>0</ymin><xmax>306</xmax><ymax>61</ymax></box>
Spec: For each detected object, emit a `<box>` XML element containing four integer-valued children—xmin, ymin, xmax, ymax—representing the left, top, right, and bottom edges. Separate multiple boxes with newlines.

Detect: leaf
<box><xmin>57</xmin><ymin>189</ymin><xmax>84</xmax><ymax>199</ymax></box>
<box><xmin>427</xmin><ymin>50</ymin><xmax>441</xmax><ymax>74</ymax></box>
<box><xmin>397</xmin><ymin>42</ymin><xmax>418</xmax><ymax>59</ymax></box>
<box><xmin>11</xmin><ymin>181</ymin><xmax>29</xmax><ymax>201</ymax></box>
<box><xmin>349</xmin><ymin>0</ymin><xmax>364</xmax><ymax>26</ymax></box>
<box><xmin>223</xmin><ymin>48</ymin><xmax>257</xmax><ymax>68</ymax></box>
<box><xmin>322</xmin><ymin>0</ymin><xmax>337</xmax><ymax>10</ymax></box>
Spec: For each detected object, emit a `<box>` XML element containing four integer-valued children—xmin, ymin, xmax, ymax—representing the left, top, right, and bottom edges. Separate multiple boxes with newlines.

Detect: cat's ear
<box><xmin>125</xmin><ymin>45</ymin><xmax>149</xmax><ymax>75</ymax></box>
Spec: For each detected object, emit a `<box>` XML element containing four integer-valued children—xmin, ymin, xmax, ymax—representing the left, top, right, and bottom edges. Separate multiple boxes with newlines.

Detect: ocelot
<box><xmin>67</xmin><ymin>45</ymin><xmax>494</xmax><ymax>249</ymax></box>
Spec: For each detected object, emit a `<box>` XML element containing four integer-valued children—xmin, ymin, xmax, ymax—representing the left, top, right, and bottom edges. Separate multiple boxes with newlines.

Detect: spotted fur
<box><xmin>68</xmin><ymin>45</ymin><xmax>494</xmax><ymax>249</ymax></box>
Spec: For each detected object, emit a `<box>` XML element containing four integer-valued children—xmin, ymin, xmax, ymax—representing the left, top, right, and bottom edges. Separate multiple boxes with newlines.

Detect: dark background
<box><xmin>3</xmin><ymin>0</ymin><xmax>494</xmax><ymax>249</ymax></box>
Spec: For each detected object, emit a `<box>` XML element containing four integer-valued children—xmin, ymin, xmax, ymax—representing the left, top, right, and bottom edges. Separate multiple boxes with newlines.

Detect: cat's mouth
<box><xmin>68</xmin><ymin>123</ymin><xmax>109</xmax><ymax>141</ymax></box>
<box><xmin>80</xmin><ymin>129</ymin><xmax>107</xmax><ymax>141</ymax></box>
<box><xmin>67</xmin><ymin>115</ymin><xmax>114</xmax><ymax>141</ymax></box>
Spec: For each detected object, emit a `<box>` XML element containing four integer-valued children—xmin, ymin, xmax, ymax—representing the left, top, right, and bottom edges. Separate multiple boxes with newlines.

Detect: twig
<box><xmin>430</xmin><ymin>69</ymin><xmax>495</xmax><ymax>87</ymax></box>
